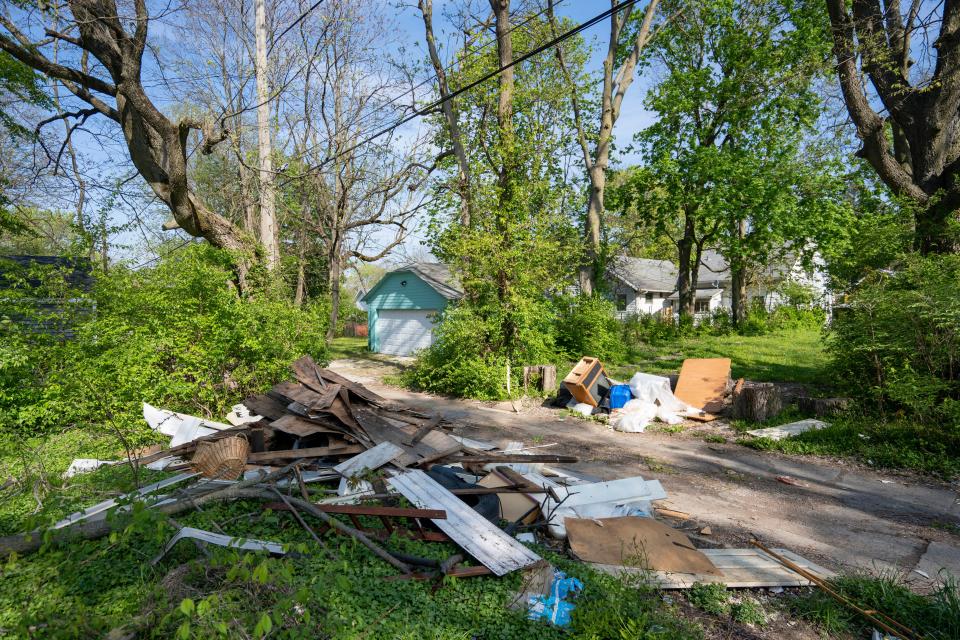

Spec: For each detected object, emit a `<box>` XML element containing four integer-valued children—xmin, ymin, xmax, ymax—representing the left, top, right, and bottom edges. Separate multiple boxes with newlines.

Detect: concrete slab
<box><xmin>915</xmin><ymin>541</ymin><xmax>960</xmax><ymax>584</ymax></box>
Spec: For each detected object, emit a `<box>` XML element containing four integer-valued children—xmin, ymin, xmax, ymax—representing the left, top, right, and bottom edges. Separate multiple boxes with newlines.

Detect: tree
<box><xmin>0</xmin><ymin>1</ymin><xmax>255</xmax><ymax>284</ymax></box>
<box><xmin>825</xmin><ymin>0</ymin><xmax>960</xmax><ymax>254</ymax></box>
<box><xmin>255</xmin><ymin>0</ymin><xmax>279</xmax><ymax>270</ymax></box>
<box><xmin>283</xmin><ymin>0</ymin><xmax>429</xmax><ymax>341</ymax></box>
<box><xmin>548</xmin><ymin>0</ymin><xmax>659</xmax><ymax>295</ymax></box>
<box><xmin>636</xmin><ymin>0</ymin><xmax>830</xmax><ymax>319</ymax></box>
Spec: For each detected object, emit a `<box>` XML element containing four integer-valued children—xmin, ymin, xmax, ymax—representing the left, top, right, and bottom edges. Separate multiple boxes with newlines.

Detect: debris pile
<box><xmin>13</xmin><ymin>355</ymin><xmax>839</xmax><ymax>628</ymax></box>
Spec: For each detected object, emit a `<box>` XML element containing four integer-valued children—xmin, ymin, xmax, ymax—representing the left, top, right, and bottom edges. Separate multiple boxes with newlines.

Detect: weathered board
<box><xmin>746</xmin><ymin>419</ymin><xmax>829</xmax><ymax>441</ymax></box>
<box><xmin>591</xmin><ymin>547</ymin><xmax>835</xmax><ymax>589</ymax></box>
<box><xmin>388</xmin><ymin>470</ymin><xmax>542</xmax><ymax>576</ymax></box>
<box><xmin>334</xmin><ymin>441</ymin><xmax>404</xmax><ymax>479</ymax></box>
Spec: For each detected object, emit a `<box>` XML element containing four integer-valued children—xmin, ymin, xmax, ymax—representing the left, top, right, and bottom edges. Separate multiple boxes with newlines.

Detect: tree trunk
<box><xmin>676</xmin><ymin>208</ymin><xmax>696</xmax><ymax>318</ymax></box>
<box><xmin>419</xmin><ymin>0</ymin><xmax>472</xmax><ymax>227</ymax></box>
<box><xmin>255</xmin><ymin>0</ymin><xmax>278</xmax><ymax>270</ymax></box>
<box><xmin>915</xmin><ymin>197</ymin><xmax>960</xmax><ymax>254</ymax></box>
<box><xmin>730</xmin><ymin>219</ymin><xmax>747</xmax><ymax>325</ymax></box>
<box><xmin>326</xmin><ymin>246</ymin><xmax>342</xmax><ymax>343</ymax></box>
<box><xmin>581</xmin><ymin>165</ymin><xmax>605</xmax><ymax>296</ymax></box>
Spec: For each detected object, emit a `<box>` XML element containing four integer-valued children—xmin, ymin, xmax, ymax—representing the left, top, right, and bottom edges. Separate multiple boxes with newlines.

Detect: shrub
<box><xmin>403</xmin><ymin>298</ymin><xmax>558</xmax><ymax>400</ymax></box>
<box><xmin>0</xmin><ymin>245</ymin><xmax>328</xmax><ymax>438</ymax></box>
<box><xmin>829</xmin><ymin>254</ymin><xmax>960</xmax><ymax>424</ymax></box>
<box><xmin>552</xmin><ymin>295</ymin><xmax>624</xmax><ymax>363</ymax></box>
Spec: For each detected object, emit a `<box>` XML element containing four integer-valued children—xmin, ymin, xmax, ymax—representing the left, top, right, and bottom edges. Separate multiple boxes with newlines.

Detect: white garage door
<box><xmin>377</xmin><ymin>309</ymin><xmax>438</xmax><ymax>356</ymax></box>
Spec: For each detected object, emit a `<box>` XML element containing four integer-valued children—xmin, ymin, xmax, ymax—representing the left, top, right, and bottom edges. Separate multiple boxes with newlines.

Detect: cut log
<box><xmin>732</xmin><ymin>382</ymin><xmax>783</xmax><ymax>423</ymax></box>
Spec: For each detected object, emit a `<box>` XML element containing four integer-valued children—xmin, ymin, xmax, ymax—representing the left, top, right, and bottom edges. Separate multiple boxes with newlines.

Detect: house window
<box><xmin>645</xmin><ymin>292</ymin><xmax>654</xmax><ymax>302</ymax></box>
<box><xmin>616</xmin><ymin>294</ymin><xmax>628</xmax><ymax>311</ymax></box>
<box><xmin>695</xmin><ymin>299</ymin><xmax>710</xmax><ymax>313</ymax></box>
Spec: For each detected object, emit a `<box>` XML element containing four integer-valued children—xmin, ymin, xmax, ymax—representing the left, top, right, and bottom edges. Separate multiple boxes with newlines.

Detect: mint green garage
<box><xmin>361</xmin><ymin>263</ymin><xmax>463</xmax><ymax>356</ymax></box>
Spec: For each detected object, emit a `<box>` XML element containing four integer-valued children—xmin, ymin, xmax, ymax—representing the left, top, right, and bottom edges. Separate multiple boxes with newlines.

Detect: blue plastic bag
<box><xmin>527</xmin><ymin>571</ymin><xmax>584</xmax><ymax>627</ymax></box>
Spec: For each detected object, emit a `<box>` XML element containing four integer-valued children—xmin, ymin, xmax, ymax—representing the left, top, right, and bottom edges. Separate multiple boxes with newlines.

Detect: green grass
<box><xmin>0</xmin><ymin>429</ymin><xmax>703</xmax><ymax>639</ymax></box>
<box><xmin>739</xmin><ymin>415</ymin><xmax>960</xmax><ymax>478</ymax></box>
<box><xmin>327</xmin><ymin>336</ymin><xmax>370</xmax><ymax>361</ymax></box>
<box><xmin>606</xmin><ymin>327</ymin><xmax>828</xmax><ymax>386</ymax></box>
<box><xmin>792</xmin><ymin>573</ymin><xmax>960</xmax><ymax>639</ymax></box>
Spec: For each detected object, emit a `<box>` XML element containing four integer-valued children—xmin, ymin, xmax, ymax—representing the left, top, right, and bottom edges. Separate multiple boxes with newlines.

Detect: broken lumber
<box><xmin>247</xmin><ymin>445</ymin><xmax>363</xmax><ymax>463</ymax></box>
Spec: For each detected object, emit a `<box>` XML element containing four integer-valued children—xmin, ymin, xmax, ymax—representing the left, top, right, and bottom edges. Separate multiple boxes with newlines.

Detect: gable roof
<box><xmin>0</xmin><ymin>255</ymin><xmax>94</xmax><ymax>291</ymax></box>
<box><xmin>608</xmin><ymin>256</ymin><xmax>678</xmax><ymax>292</ymax></box>
<box><xmin>362</xmin><ymin>262</ymin><xmax>463</xmax><ymax>302</ymax></box>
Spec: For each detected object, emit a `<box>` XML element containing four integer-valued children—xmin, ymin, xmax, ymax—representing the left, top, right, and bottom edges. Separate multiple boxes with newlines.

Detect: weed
<box><xmin>702</xmin><ymin>434</ymin><xmax>727</xmax><ymax>444</ymax></box>
<box><xmin>687</xmin><ymin>582</ymin><xmax>730</xmax><ymax>616</ymax></box>
<box><xmin>792</xmin><ymin>573</ymin><xmax>960</xmax><ymax>639</ymax></box>
<box><xmin>730</xmin><ymin>597</ymin><xmax>767</xmax><ymax>626</ymax></box>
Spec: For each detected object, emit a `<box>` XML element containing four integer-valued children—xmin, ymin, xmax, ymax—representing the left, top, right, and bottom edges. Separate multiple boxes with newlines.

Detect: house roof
<box><xmin>608</xmin><ymin>256</ymin><xmax>678</xmax><ymax>292</ymax></box>
<box><xmin>362</xmin><ymin>262</ymin><xmax>464</xmax><ymax>302</ymax></box>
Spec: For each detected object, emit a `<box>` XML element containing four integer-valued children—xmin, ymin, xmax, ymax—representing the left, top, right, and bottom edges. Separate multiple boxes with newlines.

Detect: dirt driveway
<box><xmin>329</xmin><ymin>357</ymin><xmax>960</xmax><ymax>586</ymax></box>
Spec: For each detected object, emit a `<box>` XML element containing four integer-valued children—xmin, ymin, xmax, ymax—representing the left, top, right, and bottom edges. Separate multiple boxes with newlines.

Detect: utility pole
<box><xmin>255</xmin><ymin>0</ymin><xmax>278</xmax><ymax>270</ymax></box>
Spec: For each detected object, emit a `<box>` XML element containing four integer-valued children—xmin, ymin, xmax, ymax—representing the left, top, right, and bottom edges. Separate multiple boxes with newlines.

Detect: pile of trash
<box><xmin>20</xmin><ymin>355</ymin><xmax>836</xmax><ymax>629</ymax></box>
<box><xmin>558</xmin><ymin>356</ymin><xmax>730</xmax><ymax>433</ymax></box>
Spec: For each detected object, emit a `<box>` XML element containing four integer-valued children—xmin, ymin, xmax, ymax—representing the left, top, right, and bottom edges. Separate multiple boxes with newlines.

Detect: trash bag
<box><xmin>528</xmin><ymin>571</ymin><xmax>584</xmax><ymax>627</ymax></box>
<box><xmin>426</xmin><ymin>465</ymin><xmax>500</xmax><ymax>522</ymax></box>
<box><xmin>614</xmin><ymin>402</ymin><xmax>657</xmax><ymax>432</ymax></box>
<box><xmin>570</xmin><ymin>402</ymin><xmax>594</xmax><ymax>417</ymax></box>
<box><xmin>628</xmin><ymin>372</ymin><xmax>690</xmax><ymax>414</ymax></box>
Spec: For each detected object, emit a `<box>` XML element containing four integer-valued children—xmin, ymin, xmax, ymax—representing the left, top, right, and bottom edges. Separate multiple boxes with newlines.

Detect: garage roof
<box><xmin>362</xmin><ymin>262</ymin><xmax>464</xmax><ymax>302</ymax></box>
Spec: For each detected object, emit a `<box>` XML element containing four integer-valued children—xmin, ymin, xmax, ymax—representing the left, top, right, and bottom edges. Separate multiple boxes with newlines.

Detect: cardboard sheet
<box><xmin>674</xmin><ymin>358</ymin><xmax>731</xmax><ymax>412</ymax></box>
<box><xmin>478</xmin><ymin>470</ymin><xmax>540</xmax><ymax>524</ymax></box>
<box><xmin>565</xmin><ymin>516</ymin><xmax>721</xmax><ymax>575</ymax></box>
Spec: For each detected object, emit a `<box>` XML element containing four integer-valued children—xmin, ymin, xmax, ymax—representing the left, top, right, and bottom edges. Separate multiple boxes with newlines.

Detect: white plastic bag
<box><xmin>571</xmin><ymin>402</ymin><xmax>594</xmax><ymax>418</ymax></box>
<box><xmin>628</xmin><ymin>372</ymin><xmax>690</xmax><ymax>414</ymax></box>
<box><xmin>614</xmin><ymin>403</ymin><xmax>657</xmax><ymax>432</ymax></box>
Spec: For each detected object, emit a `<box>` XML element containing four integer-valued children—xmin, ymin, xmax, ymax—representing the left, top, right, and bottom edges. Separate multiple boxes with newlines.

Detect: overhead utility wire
<box><xmin>290</xmin><ymin>0</ymin><xmax>567</xmax><ymax>163</ymax></box>
<box><xmin>305</xmin><ymin>0</ymin><xmax>640</xmax><ymax>174</ymax></box>
<box><xmin>268</xmin><ymin>0</ymin><xmax>326</xmax><ymax>55</ymax></box>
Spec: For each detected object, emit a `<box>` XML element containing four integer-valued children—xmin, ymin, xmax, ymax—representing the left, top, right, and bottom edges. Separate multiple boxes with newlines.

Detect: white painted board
<box><xmin>388</xmin><ymin>470</ymin><xmax>542</xmax><ymax>576</ymax></box>
<box><xmin>746</xmin><ymin>419</ymin><xmax>829</xmax><ymax>441</ymax></box>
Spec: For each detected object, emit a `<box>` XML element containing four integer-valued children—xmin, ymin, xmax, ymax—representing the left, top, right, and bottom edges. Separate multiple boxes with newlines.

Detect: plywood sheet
<box><xmin>674</xmin><ymin>358</ymin><xmax>731</xmax><ymax>412</ymax></box>
<box><xmin>566</xmin><ymin>517</ymin><xmax>721</xmax><ymax>575</ymax></box>
<box><xmin>388</xmin><ymin>470</ymin><xmax>542</xmax><ymax>576</ymax></box>
<box><xmin>591</xmin><ymin>547</ymin><xmax>835</xmax><ymax>589</ymax></box>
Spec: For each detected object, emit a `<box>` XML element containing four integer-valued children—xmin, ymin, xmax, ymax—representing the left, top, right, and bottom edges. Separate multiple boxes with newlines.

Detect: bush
<box><xmin>0</xmin><ymin>245</ymin><xmax>328</xmax><ymax>438</ymax></box>
<box><xmin>551</xmin><ymin>295</ymin><xmax>624</xmax><ymax>363</ymax></box>
<box><xmin>829</xmin><ymin>254</ymin><xmax>960</xmax><ymax>424</ymax></box>
<box><xmin>403</xmin><ymin>298</ymin><xmax>558</xmax><ymax>400</ymax></box>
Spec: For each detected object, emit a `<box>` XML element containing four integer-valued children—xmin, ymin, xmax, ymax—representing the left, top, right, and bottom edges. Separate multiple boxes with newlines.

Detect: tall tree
<box><xmin>637</xmin><ymin>0</ymin><xmax>829</xmax><ymax>319</ymax></box>
<box><xmin>255</xmin><ymin>0</ymin><xmax>279</xmax><ymax>270</ymax></box>
<box><xmin>548</xmin><ymin>0</ymin><xmax>659</xmax><ymax>296</ymax></box>
<box><xmin>418</xmin><ymin>0</ymin><xmax>473</xmax><ymax>227</ymax></box>
<box><xmin>0</xmin><ymin>1</ymin><xmax>255</xmax><ymax>283</ymax></box>
<box><xmin>825</xmin><ymin>0</ymin><xmax>960</xmax><ymax>253</ymax></box>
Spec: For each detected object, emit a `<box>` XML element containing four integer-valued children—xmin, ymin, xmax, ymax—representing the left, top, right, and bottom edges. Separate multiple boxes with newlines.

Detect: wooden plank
<box><xmin>404</xmin><ymin>415</ymin><xmax>442</xmax><ymax>446</ymax></box>
<box><xmin>590</xmin><ymin>548</ymin><xmax>835</xmax><ymax>589</ymax></box>
<box><xmin>353</xmin><ymin>407</ymin><xmax>438</xmax><ymax>466</ymax></box>
<box><xmin>311</xmin><ymin>504</ymin><xmax>446</xmax><ymax>519</ymax></box>
<box><xmin>270</xmin><ymin>415</ymin><xmax>346</xmax><ymax>438</ymax></box>
<box><xmin>448</xmin><ymin>454</ymin><xmax>579</xmax><ymax>464</ymax></box>
<box><xmin>412</xmin><ymin>445</ymin><xmax>462</xmax><ymax>467</ymax></box>
<box><xmin>674</xmin><ymin>358</ymin><xmax>731</xmax><ymax>413</ymax></box>
<box><xmin>244</xmin><ymin>394</ymin><xmax>291</xmax><ymax>421</ymax></box>
<box><xmin>248</xmin><ymin>445</ymin><xmax>363</xmax><ymax>463</ymax></box>
<box><xmin>334</xmin><ymin>442</ymin><xmax>404</xmax><ymax>479</ymax></box>
<box><xmin>388</xmin><ymin>470</ymin><xmax>542</xmax><ymax>576</ymax></box>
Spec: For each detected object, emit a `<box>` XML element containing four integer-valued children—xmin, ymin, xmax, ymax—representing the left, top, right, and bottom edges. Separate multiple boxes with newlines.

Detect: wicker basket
<box><xmin>192</xmin><ymin>435</ymin><xmax>250</xmax><ymax>480</ymax></box>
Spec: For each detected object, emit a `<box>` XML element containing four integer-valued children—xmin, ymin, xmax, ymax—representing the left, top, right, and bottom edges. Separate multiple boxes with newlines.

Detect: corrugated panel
<box><xmin>388</xmin><ymin>470</ymin><xmax>542</xmax><ymax>576</ymax></box>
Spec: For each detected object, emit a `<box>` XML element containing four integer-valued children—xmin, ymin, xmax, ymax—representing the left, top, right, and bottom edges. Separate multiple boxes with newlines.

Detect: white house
<box><xmin>606</xmin><ymin>249</ymin><xmax>832</xmax><ymax>320</ymax></box>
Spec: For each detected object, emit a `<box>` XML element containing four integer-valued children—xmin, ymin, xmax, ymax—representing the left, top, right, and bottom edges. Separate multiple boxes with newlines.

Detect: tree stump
<box><xmin>797</xmin><ymin>396</ymin><xmax>850</xmax><ymax>417</ymax></box>
<box><xmin>522</xmin><ymin>365</ymin><xmax>557</xmax><ymax>395</ymax></box>
<box><xmin>732</xmin><ymin>382</ymin><xmax>783</xmax><ymax>422</ymax></box>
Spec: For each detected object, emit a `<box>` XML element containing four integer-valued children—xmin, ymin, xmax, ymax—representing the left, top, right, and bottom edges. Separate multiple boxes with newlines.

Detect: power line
<box><xmin>305</xmin><ymin>0</ymin><xmax>641</xmax><ymax>174</ymax></box>
<box><xmin>268</xmin><ymin>0</ymin><xmax>326</xmax><ymax>56</ymax></box>
<box><xmin>288</xmin><ymin>0</ymin><xmax>567</xmax><ymax>165</ymax></box>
